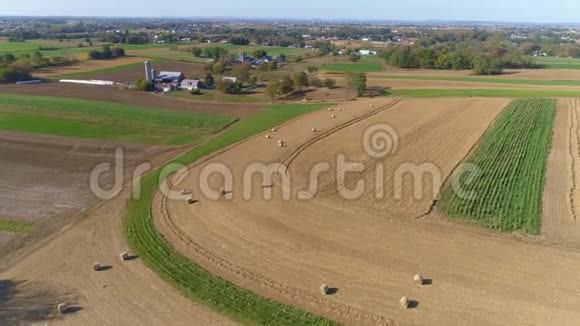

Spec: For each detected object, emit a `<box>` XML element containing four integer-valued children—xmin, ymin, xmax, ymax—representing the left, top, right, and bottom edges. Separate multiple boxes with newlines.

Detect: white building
<box><xmin>359</xmin><ymin>49</ymin><xmax>377</xmax><ymax>55</ymax></box>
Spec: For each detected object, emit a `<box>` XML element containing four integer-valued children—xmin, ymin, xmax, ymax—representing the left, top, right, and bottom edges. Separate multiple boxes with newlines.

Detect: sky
<box><xmin>2</xmin><ymin>0</ymin><xmax>580</xmax><ymax>24</ymax></box>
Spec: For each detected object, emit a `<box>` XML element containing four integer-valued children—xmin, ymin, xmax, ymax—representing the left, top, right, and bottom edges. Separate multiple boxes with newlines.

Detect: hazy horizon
<box><xmin>2</xmin><ymin>0</ymin><xmax>580</xmax><ymax>24</ymax></box>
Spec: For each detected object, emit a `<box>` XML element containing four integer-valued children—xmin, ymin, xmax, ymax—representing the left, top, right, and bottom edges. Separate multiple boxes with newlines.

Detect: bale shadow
<box><xmin>408</xmin><ymin>300</ymin><xmax>420</xmax><ymax>309</ymax></box>
<box><xmin>125</xmin><ymin>255</ymin><xmax>139</xmax><ymax>261</ymax></box>
<box><xmin>422</xmin><ymin>278</ymin><xmax>433</xmax><ymax>286</ymax></box>
<box><xmin>0</xmin><ymin>279</ymin><xmax>81</xmax><ymax>325</ymax></box>
<box><xmin>97</xmin><ymin>265</ymin><xmax>113</xmax><ymax>271</ymax></box>
<box><xmin>326</xmin><ymin>287</ymin><xmax>339</xmax><ymax>295</ymax></box>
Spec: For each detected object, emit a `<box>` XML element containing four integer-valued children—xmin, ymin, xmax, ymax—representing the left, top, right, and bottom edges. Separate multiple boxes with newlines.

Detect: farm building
<box><xmin>359</xmin><ymin>49</ymin><xmax>377</xmax><ymax>55</ymax></box>
<box><xmin>154</xmin><ymin>71</ymin><xmax>186</xmax><ymax>84</ymax></box>
<box><xmin>180</xmin><ymin>79</ymin><xmax>206</xmax><ymax>90</ymax></box>
<box><xmin>222</xmin><ymin>76</ymin><xmax>238</xmax><ymax>83</ymax></box>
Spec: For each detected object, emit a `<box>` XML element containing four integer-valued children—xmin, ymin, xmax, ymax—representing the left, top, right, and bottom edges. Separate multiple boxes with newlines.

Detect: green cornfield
<box><xmin>439</xmin><ymin>98</ymin><xmax>557</xmax><ymax>234</ymax></box>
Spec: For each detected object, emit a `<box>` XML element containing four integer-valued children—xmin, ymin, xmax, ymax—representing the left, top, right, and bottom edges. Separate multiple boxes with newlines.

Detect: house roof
<box><xmin>157</xmin><ymin>71</ymin><xmax>184</xmax><ymax>78</ymax></box>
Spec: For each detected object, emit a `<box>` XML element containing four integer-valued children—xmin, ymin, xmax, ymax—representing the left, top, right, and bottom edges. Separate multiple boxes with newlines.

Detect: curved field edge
<box><xmin>125</xmin><ymin>103</ymin><xmax>340</xmax><ymax>325</ymax></box>
<box><xmin>438</xmin><ymin>98</ymin><xmax>557</xmax><ymax>234</ymax></box>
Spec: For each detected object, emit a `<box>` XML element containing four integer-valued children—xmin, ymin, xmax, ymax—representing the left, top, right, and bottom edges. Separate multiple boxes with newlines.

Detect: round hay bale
<box><xmin>312</xmin><ymin>128</ymin><xmax>317</xmax><ymax>132</ymax></box>
<box><xmin>278</xmin><ymin>142</ymin><xmax>284</xmax><ymax>147</ymax></box>
<box><xmin>331</xmin><ymin>114</ymin><xmax>336</xmax><ymax>118</ymax></box>
<box><xmin>320</xmin><ymin>284</ymin><xmax>329</xmax><ymax>295</ymax></box>
<box><xmin>93</xmin><ymin>262</ymin><xmax>101</xmax><ymax>271</ymax></box>
<box><xmin>271</xmin><ymin>128</ymin><xmax>277</xmax><ymax>132</ymax></box>
<box><xmin>266</xmin><ymin>134</ymin><xmax>271</xmax><ymax>139</ymax></box>
<box><xmin>370</xmin><ymin>104</ymin><xmax>375</xmax><ymax>108</ymax></box>
<box><xmin>399</xmin><ymin>296</ymin><xmax>409</xmax><ymax>309</ymax></box>
<box><xmin>57</xmin><ymin>303</ymin><xmax>68</xmax><ymax>314</ymax></box>
<box><xmin>120</xmin><ymin>251</ymin><xmax>129</xmax><ymax>261</ymax></box>
<box><xmin>337</xmin><ymin>107</ymin><xmax>342</xmax><ymax>111</ymax></box>
<box><xmin>414</xmin><ymin>274</ymin><xmax>424</xmax><ymax>286</ymax></box>
<box><xmin>327</xmin><ymin>108</ymin><xmax>333</xmax><ymax>111</ymax></box>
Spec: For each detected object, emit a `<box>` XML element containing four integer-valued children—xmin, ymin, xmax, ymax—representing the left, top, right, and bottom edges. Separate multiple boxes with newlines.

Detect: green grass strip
<box><xmin>386</xmin><ymin>88</ymin><xmax>580</xmax><ymax>98</ymax></box>
<box><xmin>125</xmin><ymin>103</ymin><xmax>340</xmax><ymax>325</ymax></box>
<box><xmin>0</xmin><ymin>218</ymin><xmax>34</xmax><ymax>233</ymax></box>
<box><xmin>439</xmin><ymin>98</ymin><xmax>557</xmax><ymax>234</ymax></box>
<box><xmin>321</xmin><ymin>62</ymin><xmax>383</xmax><ymax>73</ymax></box>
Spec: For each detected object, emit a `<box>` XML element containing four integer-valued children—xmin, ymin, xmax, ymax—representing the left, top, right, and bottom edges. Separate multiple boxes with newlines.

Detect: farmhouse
<box><xmin>180</xmin><ymin>79</ymin><xmax>206</xmax><ymax>90</ymax></box>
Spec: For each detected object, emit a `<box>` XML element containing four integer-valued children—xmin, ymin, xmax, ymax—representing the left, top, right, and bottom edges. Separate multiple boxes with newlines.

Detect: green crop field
<box><xmin>125</xmin><ymin>102</ymin><xmax>339</xmax><ymax>325</ymax></box>
<box><xmin>321</xmin><ymin>61</ymin><xmax>383</xmax><ymax>72</ymax></box>
<box><xmin>0</xmin><ymin>218</ymin><xmax>35</xmax><ymax>233</ymax></box>
<box><xmin>439</xmin><ymin>98</ymin><xmax>556</xmax><ymax>234</ymax></box>
<box><xmin>379</xmin><ymin>74</ymin><xmax>580</xmax><ymax>86</ymax></box>
<box><xmin>0</xmin><ymin>94</ymin><xmax>235</xmax><ymax>145</ymax></box>
<box><xmin>386</xmin><ymin>88</ymin><xmax>580</xmax><ymax>98</ymax></box>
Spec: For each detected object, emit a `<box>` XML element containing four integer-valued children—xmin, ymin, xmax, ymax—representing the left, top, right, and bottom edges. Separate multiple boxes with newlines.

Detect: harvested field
<box><xmin>0</xmin><ymin>129</ymin><xmax>180</xmax><ymax>223</ymax></box>
<box><xmin>0</xmin><ymin>83</ymin><xmax>262</xmax><ymax>118</ymax></box>
<box><xmin>289</xmin><ymin>98</ymin><xmax>509</xmax><ymax>218</ymax></box>
<box><xmin>0</xmin><ymin>186</ymin><xmax>236</xmax><ymax>326</ymax></box>
<box><xmin>153</xmin><ymin>97</ymin><xmax>580</xmax><ymax>325</ymax></box>
<box><xmin>543</xmin><ymin>98</ymin><xmax>580</xmax><ymax>244</ymax></box>
<box><xmin>439</xmin><ymin>98</ymin><xmax>557</xmax><ymax>234</ymax></box>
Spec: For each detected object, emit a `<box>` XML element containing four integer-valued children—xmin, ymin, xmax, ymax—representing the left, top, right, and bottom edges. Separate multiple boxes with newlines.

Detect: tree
<box><xmin>307</xmin><ymin>66</ymin><xmax>318</xmax><ymax>73</ymax></box>
<box><xmin>253</xmin><ymin>50</ymin><xmax>267</xmax><ymax>58</ymax></box>
<box><xmin>0</xmin><ymin>66</ymin><xmax>32</xmax><ymax>83</ymax></box>
<box><xmin>192</xmin><ymin>47</ymin><xmax>202</xmax><ymax>57</ymax></box>
<box><xmin>472</xmin><ymin>55</ymin><xmax>503</xmax><ymax>75</ymax></box>
<box><xmin>349</xmin><ymin>53</ymin><xmax>361</xmax><ymax>62</ymax></box>
<box><xmin>102</xmin><ymin>45</ymin><xmax>113</xmax><ymax>59</ymax></box>
<box><xmin>112</xmin><ymin>47</ymin><xmax>125</xmax><ymax>57</ymax></box>
<box><xmin>216</xmin><ymin>79</ymin><xmax>243</xmax><ymax>94</ymax></box>
<box><xmin>211</xmin><ymin>61</ymin><xmax>226</xmax><ymax>74</ymax></box>
<box><xmin>265</xmin><ymin>81</ymin><xmax>280</xmax><ymax>100</ymax></box>
<box><xmin>323</xmin><ymin>78</ymin><xmax>336</xmax><ymax>89</ymax></box>
<box><xmin>267</xmin><ymin>61</ymin><xmax>278</xmax><ymax>71</ymax></box>
<box><xmin>347</xmin><ymin>73</ymin><xmax>367</xmax><ymax>96</ymax></box>
<box><xmin>278</xmin><ymin>75</ymin><xmax>295</xmax><ymax>97</ymax></box>
<box><xmin>204</xmin><ymin>72</ymin><xmax>215</xmax><ymax>87</ymax></box>
<box><xmin>292</xmin><ymin>71</ymin><xmax>309</xmax><ymax>88</ymax></box>
<box><xmin>451</xmin><ymin>50</ymin><xmax>471</xmax><ymax>70</ymax></box>
<box><xmin>88</xmin><ymin>50</ymin><xmax>102</xmax><ymax>60</ymax></box>
<box><xmin>249</xmin><ymin>75</ymin><xmax>258</xmax><ymax>87</ymax></box>
<box><xmin>134</xmin><ymin>79</ymin><xmax>153</xmax><ymax>91</ymax></box>
<box><xmin>232</xmin><ymin>62</ymin><xmax>251</xmax><ymax>83</ymax></box>
<box><xmin>228</xmin><ymin>35</ymin><xmax>250</xmax><ymax>45</ymax></box>
<box><xmin>309</xmin><ymin>76</ymin><xmax>323</xmax><ymax>87</ymax></box>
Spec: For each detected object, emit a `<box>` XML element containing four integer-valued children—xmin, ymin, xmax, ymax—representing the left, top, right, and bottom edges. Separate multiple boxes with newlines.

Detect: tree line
<box><xmin>382</xmin><ymin>42</ymin><xmax>535</xmax><ymax>75</ymax></box>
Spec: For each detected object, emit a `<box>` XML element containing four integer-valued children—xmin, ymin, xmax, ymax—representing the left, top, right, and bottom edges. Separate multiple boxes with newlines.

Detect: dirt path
<box><xmin>0</xmin><ymin>187</ymin><xmax>236</xmax><ymax>326</ymax></box>
<box><xmin>155</xmin><ymin>97</ymin><xmax>580</xmax><ymax>326</ymax></box>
